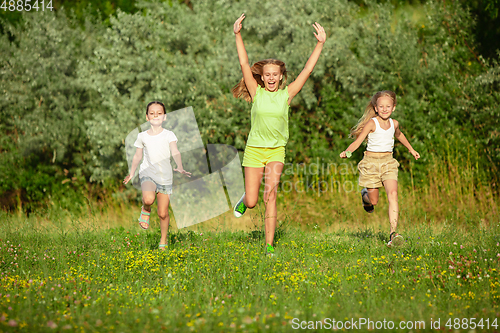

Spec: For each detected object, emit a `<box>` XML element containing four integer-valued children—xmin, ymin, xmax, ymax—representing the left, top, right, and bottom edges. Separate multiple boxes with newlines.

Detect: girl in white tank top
<box><xmin>339</xmin><ymin>91</ymin><xmax>420</xmax><ymax>248</ymax></box>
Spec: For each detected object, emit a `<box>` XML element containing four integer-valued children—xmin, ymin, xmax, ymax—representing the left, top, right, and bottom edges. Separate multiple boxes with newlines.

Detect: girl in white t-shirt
<box><xmin>340</xmin><ymin>91</ymin><xmax>420</xmax><ymax>248</ymax></box>
<box><xmin>123</xmin><ymin>101</ymin><xmax>191</xmax><ymax>250</ymax></box>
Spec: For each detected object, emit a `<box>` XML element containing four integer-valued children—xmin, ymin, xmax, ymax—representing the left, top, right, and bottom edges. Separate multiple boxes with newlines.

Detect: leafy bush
<box><xmin>0</xmin><ymin>10</ymin><xmax>104</xmax><ymax>210</ymax></box>
<box><xmin>0</xmin><ymin>0</ymin><xmax>498</xmax><ymax>212</ymax></box>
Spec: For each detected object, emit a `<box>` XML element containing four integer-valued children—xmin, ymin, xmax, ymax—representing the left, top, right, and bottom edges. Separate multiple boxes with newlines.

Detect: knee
<box><xmin>157</xmin><ymin>209</ymin><xmax>169</xmax><ymax>220</ymax></box>
<box><xmin>143</xmin><ymin>195</ymin><xmax>155</xmax><ymax>206</ymax></box>
<box><xmin>388</xmin><ymin>190</ymin><xmax>398</xmax><ymax>202</ymax></box>
<box><xmin>263</xmin><ymin>190</ymin><xmax>278</xmax><ymax>204</ymax></box>
<box><xmin>367</xmin><ymin>190</ymin><xmax>378</xmax><ymax>206</ymax></box>
<box><xmin>246</xmin><ymin>197</ymin><xmax>258</xmax><ymax>209</ymax></box>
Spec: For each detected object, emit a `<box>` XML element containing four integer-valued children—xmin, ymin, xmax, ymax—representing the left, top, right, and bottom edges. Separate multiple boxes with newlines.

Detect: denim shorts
<box><xmin>139</xmin><ymin>177</ymin><xmax>173</xmax><ymax>195</ymax></box>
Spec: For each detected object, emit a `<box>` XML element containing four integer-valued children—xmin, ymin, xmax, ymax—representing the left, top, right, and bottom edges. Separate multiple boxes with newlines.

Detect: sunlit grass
<box><xmin>1</xmin><ymin>152</ymin><xmax>499</xmax><ymax>332</ymax></box>
<box><xmin>0</xmin><ymin>217</ymin><xmax>499</xmax><ymax>332</ymax></box>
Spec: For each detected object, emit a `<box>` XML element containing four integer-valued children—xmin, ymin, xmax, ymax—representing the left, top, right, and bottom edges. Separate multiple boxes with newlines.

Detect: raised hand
<box><xmin>234</xmin><ymin>14</ymin><xmax>245</xmax><ymax>34</ymax></box>
<box><xmin>313</xmin><ymin>22</ymin><xmax>326</xmax><ymax>43</ymax></box>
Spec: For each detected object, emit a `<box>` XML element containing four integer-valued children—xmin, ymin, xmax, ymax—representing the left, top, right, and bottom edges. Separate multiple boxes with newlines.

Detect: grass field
<box><xmin>1</xmin><ymin>177</ymin><xmax>499</xmax><ymax>332</ymax></box>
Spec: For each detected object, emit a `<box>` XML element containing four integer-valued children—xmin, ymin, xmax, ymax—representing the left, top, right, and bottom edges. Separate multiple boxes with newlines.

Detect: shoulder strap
<box><xmin>389</xmin><ymin>118</ymin><xmax>394</xmax><ymax>129</ymax></box>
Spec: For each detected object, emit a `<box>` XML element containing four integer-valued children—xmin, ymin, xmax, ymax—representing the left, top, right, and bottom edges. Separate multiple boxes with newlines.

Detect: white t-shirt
<box><xmin>134</xmin><ymin>129</ymin><xmax>178</xmax><ymax>185</ymax></box>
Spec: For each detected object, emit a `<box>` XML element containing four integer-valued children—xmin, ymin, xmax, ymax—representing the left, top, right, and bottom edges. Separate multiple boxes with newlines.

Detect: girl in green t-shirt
<box><xmin>231</xmin><ymin>14</ymin><xmax>326</xmax><ymax>256</ymax></box>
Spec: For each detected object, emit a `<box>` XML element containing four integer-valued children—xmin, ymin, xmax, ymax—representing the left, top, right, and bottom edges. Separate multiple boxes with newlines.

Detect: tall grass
<box><xmin>4</xmin><ymin>148</ymin><xmax>497</xmax><ymax>235</ymax></box>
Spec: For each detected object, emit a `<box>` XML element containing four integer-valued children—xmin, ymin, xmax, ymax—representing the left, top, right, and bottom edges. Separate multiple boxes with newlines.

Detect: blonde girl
<box><xmin>123</xmin><ymin>101</ymin><xmax>191</xmax><ymax>250</ymax></box>
<box><xmin>232</xmin><ymin>14</ymin><xmax>326</xmax><ymax>256</ymax></box>
<box><xmin>340</xmin><ymin>91</ymin><xmax>420</xmax><ymax>247</ymax></box>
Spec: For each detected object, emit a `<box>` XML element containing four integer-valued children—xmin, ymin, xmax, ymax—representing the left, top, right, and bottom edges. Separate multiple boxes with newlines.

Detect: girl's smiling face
<box><xmin>146</xmin><ymin>104</ymin><xmax>166</xmax><ymax>125</ymax></box>
<box><xmin>261</xmin><ymin>64</ymin><xmax>282</xmax><ymax>92</ymax></box>
<box><xmin>375</xmin><ymin>96</ymin><xmax>395</xmax><ymax>120</ymax></box>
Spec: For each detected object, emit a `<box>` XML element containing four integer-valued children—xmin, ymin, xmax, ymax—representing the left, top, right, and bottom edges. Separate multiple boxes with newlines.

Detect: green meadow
<box><xmin>1</xmin><ymin>167</ymin><xmax>499</xmax><ymax>332</ymax></box>
<box><xmin>1</xmin><ymin>0</ymin><xmax>500</xmax><ymax>331</ymax></box>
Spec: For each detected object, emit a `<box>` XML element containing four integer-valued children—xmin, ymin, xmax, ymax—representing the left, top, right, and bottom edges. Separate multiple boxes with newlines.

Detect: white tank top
<box><xmin>366</xmin><ymin>118</ymin><xmax>395</xmax><ymax>152</ymax></box>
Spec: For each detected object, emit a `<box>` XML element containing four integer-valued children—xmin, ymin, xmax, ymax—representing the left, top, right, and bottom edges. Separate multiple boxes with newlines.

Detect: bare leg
<box><xmin>365</xmin><ymin>188</ymin><xmax>380</xmax><ymax>206</ymax></box>
<box><xmin>263</xmin><ymin>162</ymin><xmax>284</xmax><ymax>247</ymax></box>
<box><xmin>382</xmin><ymin>180</ymin><xmax>399</xmax><ymax>234</ymax></box>
<box><xmin>244</xmin><ymin>167</ymin><xmax>265</xmax><ymax>208</ymax></box>
<box><xmin>140</xmin><ymin>181</ymin><xmax>156</xmax><ymax>229</ymax></box>
<box><xmin>156</xmin><ymin>192</ymin><xmax>171</xmax><ymax>248</ymax></box>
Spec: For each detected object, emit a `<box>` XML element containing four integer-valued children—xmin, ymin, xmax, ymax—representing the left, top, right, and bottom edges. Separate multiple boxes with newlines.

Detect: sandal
<box><xmin>361</xmin><ymin>188</ymin><xmax>374</xmax><ymax>213</ymax></box>
<box><xmin>138</xmin><ymin>206</ymin><xmax>151</xmax><ymax>230</ymax></box>
<box><xmin>387</xmin><ymin>232</ymin><xmax>404</xmax><ymax>248</ymax></box>
<box><xmin>159</xmin><ymin>243</ymin><xmax>168</xmax><ymax>251</ymax></box>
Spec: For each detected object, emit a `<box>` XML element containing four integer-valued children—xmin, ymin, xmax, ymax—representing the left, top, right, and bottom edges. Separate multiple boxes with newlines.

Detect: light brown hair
<box><xmin>232</xmin><ymin>59</ymin><xmax>288</xmax><ymax>102</ymax></box>
<box><xmin>350</xmin><ymin>91</ymin><xmax>397</xmax><ymax>139</ymax></box>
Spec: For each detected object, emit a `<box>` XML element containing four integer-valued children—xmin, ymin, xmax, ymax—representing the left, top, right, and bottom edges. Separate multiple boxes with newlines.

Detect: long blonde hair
<box><xmin>349</xmin><ymin>90</ymin><xmax>397</xmax><ymax>139</ymax></box>
<box><xmin>232</xmin><ymin>59</ymin><xmax>288</xmax><ymax>102</ymax></box>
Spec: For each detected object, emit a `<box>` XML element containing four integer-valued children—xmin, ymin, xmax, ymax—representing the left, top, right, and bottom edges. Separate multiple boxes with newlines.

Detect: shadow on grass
<box><xmin>349</xmin><ymin>228</ymin><xmax>387</xmax><ymax>242</ymax></box>
<box><xmin>245</xmin><ymin>215</ymin><xmax>289</xmax><ymax>245</ymax></box>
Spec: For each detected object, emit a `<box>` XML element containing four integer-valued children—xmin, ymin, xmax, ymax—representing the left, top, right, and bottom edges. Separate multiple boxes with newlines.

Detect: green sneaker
<box><xmin>233</xmin><ymin>193</ymin><xmax>247</xmax><ymax>218</ymax></box>
<box><xmin>266</xmin><ymin>244</ymin><xmax>275</xmax><ymax>257</ymax></box>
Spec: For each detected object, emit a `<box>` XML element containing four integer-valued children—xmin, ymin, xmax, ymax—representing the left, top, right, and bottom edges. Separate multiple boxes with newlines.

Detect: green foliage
<box><xmin>54</xmin><ymin>0</ymin><xmax>139</xmax><ymax>21</ymax></box>
<box><xmin>0</xmin><ymin>0</ymin><xmax>138</xmax><ymax>30</ymax></box>
<box><xmin>0</xmin><ymin>10</ymin><xmax>104</xmax><ymax>210</ymax></box>
<box><xmin>1</xmin><ymin>0</ymin><xmax>499</xmax><ymax>211</ymax></box>
<box><xmin>459</xmin><ymin>0</ymin><xmax>500</xmax><ymax>59</ymax></box>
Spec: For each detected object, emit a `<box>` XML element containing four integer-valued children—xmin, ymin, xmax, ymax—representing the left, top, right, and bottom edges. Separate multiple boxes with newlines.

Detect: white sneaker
<box><xmin>387</xmin><ymin>232</ymin><xmax>404</xmax><ymax>248</ymax></box>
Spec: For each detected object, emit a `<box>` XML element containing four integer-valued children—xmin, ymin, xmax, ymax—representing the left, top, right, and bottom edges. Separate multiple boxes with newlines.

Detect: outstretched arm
<box><xmin>123</xmin><ymin>148</ymin><xmax>143</xmax><ymax>184</ymax></box>
<box><xmin>394</xmin><ymin>121</ymin><xmax>420</xmax><ymax>160</ymax></box>
<box><xmin>287</xmin><ymin>22</ymin><xmax>326</xmax><ymax>104</ymax></box>
<box><xmin>170</xmin><ymin>141</ymin><xmax>191</xmax><ymax>177</ymax></box>
<box><xmin>339</xmin><ymin>121</ymin><xmax>375</xmax><ymax>158</ymax></box>
<box><xmin>234</xmin><ymin>14</ymin><xmax>258</xmax><ymax>100</ymax></box>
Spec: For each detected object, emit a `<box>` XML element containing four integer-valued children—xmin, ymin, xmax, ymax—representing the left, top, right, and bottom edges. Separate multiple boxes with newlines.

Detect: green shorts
<box><xmin>242</xmin><ymin>146</ymin><xmax>285</xmax><ymax>168</ymax></box>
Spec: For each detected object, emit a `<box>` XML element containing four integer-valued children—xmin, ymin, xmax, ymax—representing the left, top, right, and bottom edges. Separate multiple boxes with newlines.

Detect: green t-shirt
<box><xmin>247</xmin><ymin>85</ymin><xmax>290</xmax><ymax>148</ymax></box>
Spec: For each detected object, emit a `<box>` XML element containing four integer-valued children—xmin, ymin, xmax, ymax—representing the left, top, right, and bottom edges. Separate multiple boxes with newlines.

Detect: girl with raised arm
<box><xmin>231</xmin><ymin>14</ymin><xmax>326</xmax><ymax>256</ymax></box>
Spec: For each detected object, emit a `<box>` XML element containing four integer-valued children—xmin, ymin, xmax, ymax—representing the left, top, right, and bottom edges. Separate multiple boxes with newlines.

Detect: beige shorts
<box><xmin>358</xmin><ymin>152</ymin><xmax>399</xmax><ymax>188</ymax></box>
